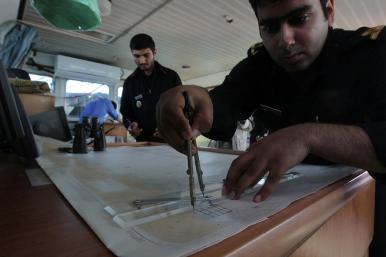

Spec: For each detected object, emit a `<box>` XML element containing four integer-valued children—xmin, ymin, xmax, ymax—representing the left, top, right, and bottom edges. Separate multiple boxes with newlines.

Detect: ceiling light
<box><xmin>32</xmin><ymin>0</ymin><xmax>102</xmax><ymax>31</ymax></box>
<box><xmin>222</xmin><ymin>14</ymin><xmax>234</xmax><ymax>24</ymax></box>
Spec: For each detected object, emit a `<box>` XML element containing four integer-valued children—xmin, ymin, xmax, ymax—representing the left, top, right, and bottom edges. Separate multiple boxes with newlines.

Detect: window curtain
<box><xmin>0</xmin><ymin>21</ymin><xmax>39</xmax><ymax>68</ymax></box>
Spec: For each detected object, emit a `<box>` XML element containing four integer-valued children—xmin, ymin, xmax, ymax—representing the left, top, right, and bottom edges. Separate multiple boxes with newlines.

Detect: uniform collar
<box><xmin>132</xmin><ymin>61</ymin><xmax>167</xmax><ymax>77</ymax></box>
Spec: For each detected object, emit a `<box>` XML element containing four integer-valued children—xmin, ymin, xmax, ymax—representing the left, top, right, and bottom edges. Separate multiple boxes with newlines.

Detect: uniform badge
<box><xmin>136</xmin><ymin>100</ymin><xmax>142</xmax><ymax>108</ymax></box>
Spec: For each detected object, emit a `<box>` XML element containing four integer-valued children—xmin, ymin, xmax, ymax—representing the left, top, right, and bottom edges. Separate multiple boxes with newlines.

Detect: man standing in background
<box><xmin>120</xmin><ymin>33</ymin><xmax>182</xmax><ymax>142</ymax></box>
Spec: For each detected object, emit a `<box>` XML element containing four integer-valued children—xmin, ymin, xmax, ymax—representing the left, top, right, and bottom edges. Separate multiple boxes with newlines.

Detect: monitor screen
<box><xmin>29</xmin><ymin>106</ymin><xmax>72</xmax><ymax>142</ymax></box>
<box><xmin>0</xmin><ymin>60</ymin><xmax>39</xmax><ymax>159</ymax></box>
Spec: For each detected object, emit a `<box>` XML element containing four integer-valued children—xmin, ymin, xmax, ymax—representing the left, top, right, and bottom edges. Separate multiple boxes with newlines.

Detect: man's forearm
<box><xmin>122</xmin><ymin>116</ymin><xmax>131</xmax><ymax>129</ymax></box>
<box><xmin>302</xmin><ymin>123</ymin><xmax>386</xmax><ymax>173</ymax></box>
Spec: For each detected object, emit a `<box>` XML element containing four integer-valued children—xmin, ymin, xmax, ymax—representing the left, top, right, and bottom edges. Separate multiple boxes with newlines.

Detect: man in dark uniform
<box><xmin>156</xmin><ymin>0</ymin><xmax>386</xmax><ymax>255</ymax></box>
<box><xmin>120</xmin><ymin>33</ymin><xmax>182</xmax><ymax>142</ymax></box>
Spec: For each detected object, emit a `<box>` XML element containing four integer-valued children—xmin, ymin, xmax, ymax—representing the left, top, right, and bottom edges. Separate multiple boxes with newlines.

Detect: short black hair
<box><xmin>111</xmin><ymin>100</ymin><xmax>117</xmax><ymax>110</ymax></box>
<box><xmin>130</xmin><ymin>33</ymin><xmax>155</xmax><ymax>51</ymax></box>
<box><xmin>249</xmin><ymin>0</ymin><xmax>328</xmax><ymax>19</ymax></box>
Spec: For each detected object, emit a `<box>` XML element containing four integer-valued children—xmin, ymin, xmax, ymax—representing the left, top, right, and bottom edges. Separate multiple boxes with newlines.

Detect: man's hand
<box><xmin>223</xmin><ymin>125</ymin><xmax>311</xmax><ymax>203</ymax></box>
<box><xmin>224</xmin><ymin>122</ymin><xmax>386</xmax><ymax>203</ymax></box>
<box><xmin>129</xmin><ymin>122</ymin><xmax>143</xmax><ymax>137</ymax></box>
<box><xmin>153</xmin><ymin>129</ymin><xmax>162</xmax><ymax>139</ymax></box>
<box><xmin>157</xmin><ymin>85</ymin><xmax>213</xmax><ymax>153</ymax></box>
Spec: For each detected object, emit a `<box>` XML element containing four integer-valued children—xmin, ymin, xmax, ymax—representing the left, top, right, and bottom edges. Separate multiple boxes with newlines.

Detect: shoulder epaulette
<box><xmin>247</xmin><ymin>42</ymin><xmax>264</xmax><ymax>56</ymax></box>
<box><xmin>331</xmin><ymin>26</ymin><xmax>386</xmax><ymax>52</ymax></box>
<box><xmin>360</xmin><ymin>25</ymin><xmax>386</xmax><ymax>41</ymax></box>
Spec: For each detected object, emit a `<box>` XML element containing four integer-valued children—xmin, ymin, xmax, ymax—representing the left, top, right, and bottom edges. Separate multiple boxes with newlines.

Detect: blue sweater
<box><xmin>79</xmin><ymin>98</ymin><xmax>118</xmax><ymax>124</ymax></box>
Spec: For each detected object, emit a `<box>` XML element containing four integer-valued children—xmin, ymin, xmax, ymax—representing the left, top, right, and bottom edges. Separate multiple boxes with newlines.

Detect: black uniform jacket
<box><xmin>206</xmin><ymin>26</ymin><xmax>386</xmax><ymax>170</ymax></box>
<box><xmin>120</xmin><ymin>61</ymin><xmax>181</xmax><ymax>142</ymax></box>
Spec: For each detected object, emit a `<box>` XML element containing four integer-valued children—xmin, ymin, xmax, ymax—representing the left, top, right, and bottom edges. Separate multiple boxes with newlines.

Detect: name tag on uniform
<box><xmin>134</xmin><ymin>94</ymin><xmax>143</xmax><ymax>100</ymax></box>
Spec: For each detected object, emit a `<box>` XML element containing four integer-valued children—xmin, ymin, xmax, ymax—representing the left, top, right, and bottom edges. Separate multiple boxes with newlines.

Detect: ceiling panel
<box><xmin>117</xmin><ymin>0</ymin><xmax>259</xmax><ymax>80</ymax></box>
<box><xmin>23</xmin><ymin>0</ymin><xmax>169</xmax><ymax>41</ymax></box>
<box><xmin>334</xmin><ymin>0</ymin><xmax>386</xmax><ymax>28</ymax></box>
<box><xmin>21</xmin><ymin>0</ymin><xmax>386</xmax><ymax>81</ymax></box>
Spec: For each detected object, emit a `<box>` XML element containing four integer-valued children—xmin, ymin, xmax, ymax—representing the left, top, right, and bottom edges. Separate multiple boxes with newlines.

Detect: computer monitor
<box><xmin>0</xmin><ymin>60</ymin><xmax>39</xmax><ymax>159</ymax></box>
<box><xmin>29</xmin><ymin>107</ymin><xmax>72</xmax><ymax>142</ymax></box>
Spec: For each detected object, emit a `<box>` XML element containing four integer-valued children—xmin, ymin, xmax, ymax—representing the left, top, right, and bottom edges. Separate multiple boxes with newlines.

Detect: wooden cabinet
<box><xmin>103</xmin><ymin>122</ymin><xmax>127</xmax><ymax>142</ymax></box>
<box><xmin>19</xmin><ymin>93</ymin><xmax>55</xmax><ymax>116</ymax></box>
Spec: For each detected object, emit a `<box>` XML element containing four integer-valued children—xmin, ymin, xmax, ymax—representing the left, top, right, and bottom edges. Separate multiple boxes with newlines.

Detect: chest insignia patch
<box><xmin>136</xmin><ymin>100</ymin><xmax>142</xmax><ymax>108</ymax></box>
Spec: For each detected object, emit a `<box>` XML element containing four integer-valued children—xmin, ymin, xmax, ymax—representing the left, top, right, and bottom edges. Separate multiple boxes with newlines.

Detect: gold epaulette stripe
<box><xmin>249</xmin><ymin>42</ymin><xmax>264</xmax><ymax>55</ymax></box>
<box><xmin>361</xmin><ymin>25</ymin><xmax>385</xmax><ymax>40</ymax></box>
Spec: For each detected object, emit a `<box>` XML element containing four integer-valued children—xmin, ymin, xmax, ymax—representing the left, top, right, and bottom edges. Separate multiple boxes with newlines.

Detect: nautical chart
<box><xmin>36</xmin><ymin>136</ymin><xmax>356</xmax><ymax>257</ymax></box>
